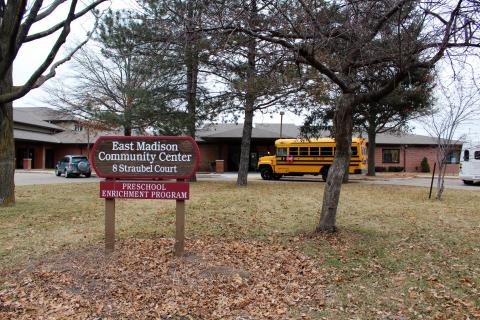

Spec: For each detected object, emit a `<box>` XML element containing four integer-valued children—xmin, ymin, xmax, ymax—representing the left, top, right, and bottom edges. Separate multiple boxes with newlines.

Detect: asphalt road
<box><xmin>14</xmin><ymin>170</ymin><xmax>480</xmax><ymax>191</ymax></box>
<box><xmin>15</xmin><ymin>170</ymin><xmax>102</xmax><ymax>185</ymax></box>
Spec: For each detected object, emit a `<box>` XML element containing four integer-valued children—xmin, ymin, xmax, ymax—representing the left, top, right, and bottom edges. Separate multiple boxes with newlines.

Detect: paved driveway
<box><xmin>15</xmin><ymin>170</ymin><xmax>101</xmax><ymax>186</ymax></box>
<box><xmin>358</xmin><ymin>176</ymin><xmax>480</xmax><ymax>190</ymax></box>
<box><xmin>14</xmin><ymin>170</ymin><xmax>480</xmax><ymax>191</ymax></box>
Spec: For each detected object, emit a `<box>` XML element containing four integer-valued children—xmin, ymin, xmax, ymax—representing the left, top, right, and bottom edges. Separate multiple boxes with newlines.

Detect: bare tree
<box><xmin>207</xmin><ymin>0</ymin><xmax>312</xmax><ymax>185</ymax></box>
<box><xmin>424</xmin><ymin>78</ymin><xmax>480</xmax><ymax>199</ymax></box>
<box><xmin>217</xmin><ymin>0</ymin><xmax>480</xmax><ymax>232</ymax></box>
<box><xmin>47</xmin><ymin>9</ymin><xmax>185</xmax><ymax>136</ymax></box>
<box><xmin>0</xmin><ymin>0</ymin><xmax>107</xmax><ymax>206</ymax></box>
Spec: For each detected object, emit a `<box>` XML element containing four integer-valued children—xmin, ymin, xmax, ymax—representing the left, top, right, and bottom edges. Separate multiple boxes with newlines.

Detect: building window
<box><xmin>383</xmin><ymin>149</ymin><xmax>400</xmax><ymax>163</ymax></box>
<box><xmin>446</xmin><ymin>151</ymin><xmax>460</xmax><ymax>164</ymax></box>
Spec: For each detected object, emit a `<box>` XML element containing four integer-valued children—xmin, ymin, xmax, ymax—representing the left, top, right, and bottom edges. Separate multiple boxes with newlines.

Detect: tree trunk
<box><xmin>343</xmin><ymin>165</ymin><xmax>350</xmax><ymax>183</ymax></box>
<box><xmin>0</xmin><ymin>68</ymin><xmax>15</xmax><ymax>206</ymax></box>
<box><xmin>367</xmin><ymin>128</ymin><xmax>376</xmax><ymax>176</ymax></box>
<box><xmin>237</xmin><ymin>104</ymin><xmax>254</xmax><ymax>185</ymax></box>
<box><xmin>185</xmin><ymin>0</ymin><xmax>199</xmax><ymax>140</ymax></box>
<box><xmin>317</xmin><ymin>93</ymin><xmax>354</xmax><ymax>233</ymax></box>
<box><xmin>237</xmin><ymin>0</ymin><xmax>257</xmax><ymax>186</ymax></box>
<box><xmin>436</xmin><ymin>161</ymin><xmax>447</xmax><ymax>200</ymax></box>
<box><xmin>185</xmin><ymin>0</ymin><xmax>199</xmax><ymax>182</ymax></box>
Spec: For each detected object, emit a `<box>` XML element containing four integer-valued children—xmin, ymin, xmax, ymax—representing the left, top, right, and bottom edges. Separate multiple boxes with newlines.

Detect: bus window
<box><xmin>277</xmin><ymin>148</ymin><xmax>287</xmax><ymax>156</ymax></box>
<box><xmin>259</xmin><ymin>138</ymin><xmax>368</xmax><ymax>181</ymax></box>
<box><xmin>299</xmin><ymin>147</ymin><xmax>309</xmax><ymax>156</ymax></box>
<box><xmin>475</xmin><ymin>151</ymin><xmax>480</xmax><ymax>160</ymax></box>
<box><xmin>464</xmin><ymin>150</ymin><xmax>469</xmax><ymax>161</ymax></box>
<box><xmin>320</xmin><ymin>147</ymin><xmax>333</xmax><ymax>156</ymax></box>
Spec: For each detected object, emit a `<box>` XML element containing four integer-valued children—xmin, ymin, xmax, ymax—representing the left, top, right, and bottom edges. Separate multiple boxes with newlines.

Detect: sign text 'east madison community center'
<box><xmin>90</xmin><ymin>136</ymin><xmax>200</xmax><ymax>179</ymax></box>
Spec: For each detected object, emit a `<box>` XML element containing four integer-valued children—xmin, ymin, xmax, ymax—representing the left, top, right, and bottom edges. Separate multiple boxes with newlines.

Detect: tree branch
<box><xmin>34</xmin><ymin>0</ymin><xmax>67</xmax><ymax>22</ymax></box>
<box><xmin>0</xmin><ymin>0</ymin><xmax>80</xmax><ymax>104</ymax></box>
<box><xmin>25</xmin><ymin>0</ymin><xmax>106</xmax><ymax>42</ymax></box>
<box><xmin>0</xmin><ymin>1</ymin><xmax>28</xmax><ymax>79</ymax></box>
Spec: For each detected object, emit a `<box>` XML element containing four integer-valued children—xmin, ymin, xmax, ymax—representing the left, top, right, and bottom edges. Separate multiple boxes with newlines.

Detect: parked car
<box><xmin>459</xmin><ymin>145</ymin><xmax>480</xmax><ymax>185</ymax></box>
<box><xmin>55</xmin><ymin>155</ymin><xmax>92</xmax><ymax>178</ymax></box>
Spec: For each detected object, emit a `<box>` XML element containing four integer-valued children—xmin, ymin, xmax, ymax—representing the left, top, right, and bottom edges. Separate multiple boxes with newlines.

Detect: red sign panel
<box><xmin>90</xmin><ymin>136</ymin><xmax>200</xmax><ymax>179</ymax></box>
<box><xmin>100</xmin><ymin>181</ymin><xmax>189</xmax><ymax>200</ymax></box>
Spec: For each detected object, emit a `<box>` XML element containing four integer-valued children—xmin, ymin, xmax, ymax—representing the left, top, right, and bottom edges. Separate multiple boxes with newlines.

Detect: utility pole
<box><xmin>279</xmin><ymin>111</ymin><xmax>284</xmax><ymax>138</ymax></box>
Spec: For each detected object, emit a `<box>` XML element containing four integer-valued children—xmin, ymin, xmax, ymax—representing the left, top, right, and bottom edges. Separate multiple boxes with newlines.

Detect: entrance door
<box><xmin>15</xmin><ymin>148</ymin><xmax>35</xmax><ymax>169</ymax></box>
<box><xmin>45</xmin><ymin>149</ymin><xmax>55</xmax><ymax>168</ymax></box>
<box><xmin>15</xmin><ymin>148</ymin><xmax>26</xmax><ymax>169</ymax></box>
<box><xmin>228</xmin><ymin>145</ymin><xmax>241</xmax><ymax>171</ymax></box>
<box><xmin>249</xmin><ymin>152</ymin><xmax>258</xmax><ymax>171</ymax></box>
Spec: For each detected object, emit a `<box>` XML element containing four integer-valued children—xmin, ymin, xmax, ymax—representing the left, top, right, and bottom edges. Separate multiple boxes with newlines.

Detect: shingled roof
<box><xmin>197</xmin><ymin>123</ymin><xmax>459</xmax><ymax>146</ymax></box>
<box><xmin>13</xmin><ymin>107</ymin><xmax>459</xmax><ymax>146</ymax></box>
<box><xmin>18</xmin><ymin>107</ymin><xmax>76</xmax><ymax>122</ymax></box>
<box><xmin>13</xmin><ymin>107</ymin><xmax>121</xmax><ymax>144</ymax></box>
<box><xmin>13</xmin><ymin>108</ymin><xmax>64</xmax><ymax>131</ymax></box>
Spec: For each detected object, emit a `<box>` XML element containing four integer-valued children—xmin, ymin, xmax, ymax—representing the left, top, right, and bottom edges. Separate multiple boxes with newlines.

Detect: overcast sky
<box><xmin>13</xmin><ymin>1</ymin><xmax>480</xmax><ymax>145</ymax></box>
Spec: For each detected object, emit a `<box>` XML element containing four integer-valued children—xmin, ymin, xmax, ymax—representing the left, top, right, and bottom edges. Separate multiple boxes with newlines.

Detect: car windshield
<box><xmin>72</xmin><ymin>157</ymin><xmax>88</xmax><ymax>163</ymax></box>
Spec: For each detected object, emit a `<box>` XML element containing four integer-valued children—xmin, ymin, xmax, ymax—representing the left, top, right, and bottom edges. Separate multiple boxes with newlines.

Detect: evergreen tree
<box><xmin>48</xmin><ymin>9</ymin><xmax>186</xmax><ymax>136</ymax></box>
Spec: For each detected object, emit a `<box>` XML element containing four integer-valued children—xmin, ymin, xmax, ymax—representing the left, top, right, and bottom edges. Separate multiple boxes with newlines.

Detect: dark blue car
<box><xmin>55</xmin><ymin>155</ymin><xmax>92</xmax><ymax>178</ymax></box>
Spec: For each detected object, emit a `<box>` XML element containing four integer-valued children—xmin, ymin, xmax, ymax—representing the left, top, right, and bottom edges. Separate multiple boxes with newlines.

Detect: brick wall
<box><xmin>53</xmin><ymin>145</ymin><xmax>90</xmax><ymax>165</ymax></box>
<box><xmin>198</xmin><ymin>144</ymin><xmax>219</xmax><ymax>172</ymax></box>
<box><xmin>375</xmin><ymin>144</ymin><xmax>460</xmax><ymax>175</ymax></box>
<box><xmin>15</xmin><ymin>142</ymin><xmax>51</xmax><ymax>169</ymax></box>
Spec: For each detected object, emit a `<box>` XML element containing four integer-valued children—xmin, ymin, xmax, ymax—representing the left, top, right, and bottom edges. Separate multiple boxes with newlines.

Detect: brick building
<box><xmin>13</xmin><ymin>107</ymin><xmax>119</xmax><ymax>169</ymax></box>
<box><xmin>196</xmin><ymin>123</ymin><xmax>462</xmax><ymax>175</ymax></box>
<box><xmin>13</xmin><ymin>107</ymin><xmax>461</xmax><ymax>174</ymax></box>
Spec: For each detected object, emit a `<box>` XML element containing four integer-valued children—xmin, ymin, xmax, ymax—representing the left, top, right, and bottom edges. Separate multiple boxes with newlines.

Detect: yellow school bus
<box><xmin>257</xmin><ymin>138</ymin><xmax>367</xmax><ymax>180</ymax></box>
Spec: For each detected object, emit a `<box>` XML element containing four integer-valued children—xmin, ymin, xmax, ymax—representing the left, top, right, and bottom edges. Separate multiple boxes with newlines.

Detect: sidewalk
<box><xmin>16</xmin><ymin>169</ymin><xmax>54</xmax><ymax>174</ymax></box>
<box><xmin>368</xmin><ymin>172</ymin><xmax>458</xmax><ymax>180</ymax></box>
<box><xmin>14</xmin><ymin>170</ymin><xmax>458</xmax><ymax>181</ymax></box>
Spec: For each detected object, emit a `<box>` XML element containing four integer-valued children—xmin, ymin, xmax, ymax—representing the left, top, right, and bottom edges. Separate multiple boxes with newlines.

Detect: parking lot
<box><xmin>14</xmin><ymin>170</ymin><xmax>480</xmax><ymax>190</ymax></box>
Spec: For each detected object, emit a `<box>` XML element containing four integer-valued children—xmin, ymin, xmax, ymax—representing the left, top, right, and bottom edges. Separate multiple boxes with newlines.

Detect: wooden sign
<box><xmin>100</xmin><ymin>181</ymin><xmax>189</xmax><ymax>200</ymax></box>
<box><xmin>90</xmin><ymin>136</ymin><xmax>200</xmax><ymax>179</ymax></box>
<box><xmin>92</xmin><ymin>136</ymin><xmax>199</xmax><ymax>257</ymax></box>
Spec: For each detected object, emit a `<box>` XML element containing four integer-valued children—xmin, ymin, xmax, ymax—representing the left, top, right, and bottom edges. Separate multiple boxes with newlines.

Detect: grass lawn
<box><xmin>0</xmin><ymin>180</ymin><xmax>479</xmax><ymax>319</ymax></box>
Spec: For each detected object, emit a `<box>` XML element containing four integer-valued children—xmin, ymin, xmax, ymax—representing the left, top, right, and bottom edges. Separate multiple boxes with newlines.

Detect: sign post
<box><xmin>105</xmin><ymin>196</ymin><xmax>115</xmax><ymax>253</ymax></box>
<box><xmin>175</xmin><ymin>179</ymin><xmax>185</xmax><ymax>257</ymax></box>
<box><xmin>90</xmin><ymin>136</ymin><xmax>199</xmax><ymax>256</ymax></box>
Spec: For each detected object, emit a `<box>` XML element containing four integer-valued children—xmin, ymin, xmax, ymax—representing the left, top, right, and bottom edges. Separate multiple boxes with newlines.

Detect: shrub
<box><xmin>375</xmin><ymin>166</ymin><xmax>387</xmax><ymax>172</ymax></box>
<box><xmin>388</xmin><ymin>166</ymin><xmax>404</xmax><ymax>172</ymax></box>
<box><xmin>420</xmin><ymin>157</ymin><xmax>430</xmax><ymax>173</ymax></box>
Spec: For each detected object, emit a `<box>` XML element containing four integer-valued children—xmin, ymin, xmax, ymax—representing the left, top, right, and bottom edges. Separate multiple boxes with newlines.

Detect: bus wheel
<box><xmin>273</xmin><ymin>174</ymin><xmax>283</xmax><ymax>180</ymax></box>
<box><xmin>463</xmin><ymin>180</ymin><xmax>474</xmax><ymax>185</ymax></box>
<box><xmin>260</xmin><ymin>166</ymin><xmax>273</xmax><ymax>180</ymax></box>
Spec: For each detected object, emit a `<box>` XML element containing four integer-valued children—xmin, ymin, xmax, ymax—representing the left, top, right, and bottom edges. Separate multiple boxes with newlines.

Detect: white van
<box><xmin>459</xmin><ymin>145</ymin><xmax>480</xmax><ymax>185</ymax></box>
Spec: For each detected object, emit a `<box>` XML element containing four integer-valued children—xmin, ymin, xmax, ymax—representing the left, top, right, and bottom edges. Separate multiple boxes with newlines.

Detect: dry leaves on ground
<box><xmin>0</xmin><ymin>238</ymin><xmax>326</xmax><ymax>319</ymax></box>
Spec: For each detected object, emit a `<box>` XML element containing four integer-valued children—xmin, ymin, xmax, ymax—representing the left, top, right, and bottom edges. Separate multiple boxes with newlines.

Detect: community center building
<box><xmin>13</xmin><ymin>107</ymin><xmax>461</xmax><ymax>174</ymax></box>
